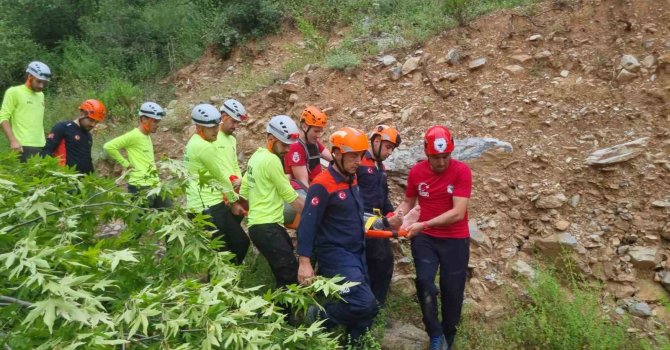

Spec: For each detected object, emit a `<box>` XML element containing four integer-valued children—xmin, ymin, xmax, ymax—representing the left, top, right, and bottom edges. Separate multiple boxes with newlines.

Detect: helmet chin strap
<box><xmin>196</xmin><ymin>127</ymin><xmax>208</xmax><ymax>140</ymax></box>
<box><xmin>333</xmin><ymin>151</ymin><xmax>355</xmax><ymax>183</ymax></box>
<box><xmin>301</xmin><ymin>125</ymin><xmax>313</xmax><ymax>144</ymax></box>
<box><xmin>141</xmin><ymin>119</ymin><xmax>153</xmax><ymax>133</ymax></box>
<box><xmin>267</xmin><ymin>138</ymin><xmax>277</xmax><ymax>154</ymax></box>
<box><xmin>372</xmin><ymin>137</ymin><xmax>383</xmax><ymax>162</ymax></box>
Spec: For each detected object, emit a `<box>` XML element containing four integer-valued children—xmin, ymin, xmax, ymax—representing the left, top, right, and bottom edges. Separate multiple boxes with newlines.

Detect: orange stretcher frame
<box><xmin>365</xmin><ymin>229</ymin><xmax>409</xmax><ymax>238</ymax></box>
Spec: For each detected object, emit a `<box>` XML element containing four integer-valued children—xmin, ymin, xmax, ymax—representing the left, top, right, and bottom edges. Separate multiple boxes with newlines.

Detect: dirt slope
<box><xmin>109</xmin><ymin>0</ymin><xmax>670</xmax><ymax>332</ymax></box>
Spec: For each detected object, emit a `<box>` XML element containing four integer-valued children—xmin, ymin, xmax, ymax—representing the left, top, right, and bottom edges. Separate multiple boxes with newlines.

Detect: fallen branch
<box><xmin>5</xmin><ymin>202</ymin><xmax>147</xmax><ymax>234</ymax></box>
<box><xmin>0</xmin><ymin>296</ymin><xmax>33</xmax><ymax>308</ymax></box>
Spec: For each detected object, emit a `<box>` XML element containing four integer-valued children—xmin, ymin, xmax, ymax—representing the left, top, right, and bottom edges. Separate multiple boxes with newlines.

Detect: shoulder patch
<box><xmin>337</xmin><ymin>191</ymin><xmax>347</xmax><ymax>200</ymax></box>
<box><xmin>292</xmin><ymin>152</ymin><xmax>300</xmax><ymax>163</ymax></box>
<box><xmin>311</xmin><ymin>197</ymin><xmax>320</xmax><ymax>206</ymax></box>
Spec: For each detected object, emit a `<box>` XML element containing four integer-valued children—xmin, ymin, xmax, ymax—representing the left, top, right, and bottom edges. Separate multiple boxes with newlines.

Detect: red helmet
<box><xmin>79</xmin><ymin>99</ymin><xmax>106</xmax><ymax>122</ymax></box>
<box><xmin>424</xmin><ymin>125</ymin><xmax>454</xmax><ymax>155</ymax></box>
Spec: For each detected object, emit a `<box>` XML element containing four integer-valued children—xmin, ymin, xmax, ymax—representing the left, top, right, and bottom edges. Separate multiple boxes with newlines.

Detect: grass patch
<box><xmin>456</xmin><ymin>269</ymin><xmax>670</xmax><ymax>350</ymax></box>
<box><xmin>325</xmin><ymin>49</ymin><xmax>360</xmax><ymax>70</ymax></box>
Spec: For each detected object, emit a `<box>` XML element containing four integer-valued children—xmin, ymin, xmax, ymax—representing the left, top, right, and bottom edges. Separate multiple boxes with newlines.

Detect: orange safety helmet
<box><xmin>424</xmin><ymin>125</ymin><xmax>455</xmax><ymax>155</ymax></box>
<box><xmin>79</xmin><ymin>99</ymin><xmax>106</xmax><ymax>122</ymax></box>
<box><xmin>369</xmin><ymin>124</ymin><xmax>401</xmax><ymax>146</ymax></box>
<box><xmin>330</xmin><ymin>127</ymin><xmax>368</xmax><ymax>154</ymax></box>
<box><xmin>300</xmin><ymin>106</ymin><xmax>327</xmax><ymax>128</ymax></box>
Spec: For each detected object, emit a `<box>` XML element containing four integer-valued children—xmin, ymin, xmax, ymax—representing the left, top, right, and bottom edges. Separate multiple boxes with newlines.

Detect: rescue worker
<box><xmin>284</xmin><ymin>106</ymin><xmax>332</xmax><ymax>190</ymax></box>
<box><xmin>103</xmin><ymin>102</ymin><xmax>171</xmax><ymax>208</ymax></box>
<box><xmin>184</xmin><ymin>103</ymin><xmax>248</xmax><ymax>265</ymax></box>
<box><xmin>40</xmin><ymin>99</ymin><xmax>106</xmax><ymax>174</ymax></box>
<box><xmin>357</xmin><ymin>125</ymin><xmax>403</xmax><ymax>306</ymax></box>
<box><xmin>240</xmin><ymin>115</ymin><xmax>304</xmax><ymax>289</ymax></box>
<box><xmin>215</xmin><ymin>99</ymin><xmax>247</xmax><ymax>191</ymax></box>
<box><xmin>209</xmin><ymin>99</ymin><xmax>248</xmax><ymax>247</ymax></box>
<box><xmin>395</xmin><ymin>125</ymin><xmax>472</xmax><ymax>350</ymax></box>
<box><xmin>0</xmin><ymin>61</ymin><xmax>51</xmax><ymax>161</ymax></box>
<box><xmin>297</xmin><ymin>127</ymin><xmax>378</xmax><ymax>345</ymax></box>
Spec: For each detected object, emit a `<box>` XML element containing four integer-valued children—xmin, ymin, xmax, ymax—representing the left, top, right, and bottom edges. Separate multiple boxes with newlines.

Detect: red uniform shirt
<box><xmin>284</xmin><ymin>140</ymin><xmax>325</xmax><ymax>189</ymax></box>
<box><xmin>405</xmin><ymin>159</ymin><xmax>472</xmax><ymax>239</ymax></box>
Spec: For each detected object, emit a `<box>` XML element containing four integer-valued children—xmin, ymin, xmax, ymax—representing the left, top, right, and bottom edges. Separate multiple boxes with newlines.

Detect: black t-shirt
<box><xmin>41</xmin><ymin>121</ymin><xmax>94</xmax><ymax>174</ymax></box>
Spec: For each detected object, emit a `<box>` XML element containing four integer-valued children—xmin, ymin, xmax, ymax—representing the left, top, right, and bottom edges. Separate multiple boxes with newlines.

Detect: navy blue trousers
<box><xmin>318</xmin><ymin>254</ymin><xmax>379</xmax><ymax>342</ymax></box>
<box><xmin>411</xmin><ymin>234</ymin><xmax>469</xmax><ymax>343</ymax></box>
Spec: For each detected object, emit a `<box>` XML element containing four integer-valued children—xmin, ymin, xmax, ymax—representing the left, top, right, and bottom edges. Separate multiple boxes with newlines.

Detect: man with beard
<box><xmin>357</xmin><ymin>125</ymin><xmax>403</xmax><ymax>306</ymax></box>
<box><xmin>0</xmin><ymin>61</ymin><xmax>52</xmax><ymax>161</ymax></box>
<box><xmin>41</xmin><ymin>99</ymin><xmax>106</xmax><ymax>175</ymax></box>
<box><xmin>240</xmin><ymin>115</ymin><xmax>304</xmax><ymax>290</ymax></box>
<box><xmin>104</xmin><ymin>102</ymin><xmax>171</xmax><ymax>208</ymax></box>
<box><xmin>297</xmin><ymin>127</ymin><xmax>378</xmax><ymax>346</ymax></box>
<box><xmin>185</xmin><ymin>103</ymin><xmax>247</xmax><ymax>264</ymax></box>
<box><xmin>396</xmin><ymin>125</ymin><xmax>472</xmax><ymax>350</ymax></box>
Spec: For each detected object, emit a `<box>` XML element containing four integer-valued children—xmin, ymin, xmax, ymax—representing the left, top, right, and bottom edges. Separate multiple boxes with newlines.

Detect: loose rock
<box><xmin>619</xmin><ymin>55</ymin><xmax>641</xmax><ymax>72</ymax></box>
<box><xmin>468</xmin><ymin>58</ymin><xmax>487</xmax><ymax>70</ymax></box>
<box><xmin>585</xmin><ymin>137</ymin><xmax>649</xmax><ymax>166</ymax></box>
<box><xmin>627</xmin><ymin>246</ymin><xmax>658</xmax><ymax>269</ymax></box>
<box><xmin>401</xmin><ymin>56</ymin><xmax>422</xmax><ymax>76</ymax></box>
<box><xmin>535</xmin><ymin>193</ymin><xmax>567</xmax><ymax>209</ymax></box>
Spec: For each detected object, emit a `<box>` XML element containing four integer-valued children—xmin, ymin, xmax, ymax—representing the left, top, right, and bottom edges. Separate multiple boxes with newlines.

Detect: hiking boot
<box><xmin>304</xmin><ymin>305</ymin><xmax>321</xmax><ymax>325</ymax></box>
<box><xmin>428</xmin><ymin>335</ymin><xmax>449</xmax><ymax>350</ymax></box>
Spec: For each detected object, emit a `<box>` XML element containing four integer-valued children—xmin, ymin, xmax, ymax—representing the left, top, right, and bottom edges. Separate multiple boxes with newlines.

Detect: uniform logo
<box><xmin>47</xmin><ymin>133</ymin><xmax>55</xmax><ymax>140</ymax></box>
<box><xmin>418</xmin><ymin>182</ymin><xmax>430</xmax><ymax>197</ymax></box>
<box><xmin>367</xmin><ymin>167</ymin><xmax>374</xmax><ymax>174</ymax></box>
<box><xmin>74</xmin><ymin>135</ymin><xmax>81</xmax><ymax>141</ymax></box>
<box><xmin>292</xmin><ymin>152</ymin><xmax>300</xmax><ymax>163</ymax></box>
<box><xmin>337</xmin><ymin>191</ymin><xmax>347</xmax><ymax>200</ymax></box>
<box><xmin>434</xmin><ymin>138</ymin><xmax>447</xmax><ymax>153</ymax></box>
<box><xmin>311</xmin><ymin>197</ymin><xmax>320</xmax><ymax>206</ymax></box>
<box><xmin>447</xmin><ymin>184</ymin><xmax>454</xmax><ymax>194</ymax></box>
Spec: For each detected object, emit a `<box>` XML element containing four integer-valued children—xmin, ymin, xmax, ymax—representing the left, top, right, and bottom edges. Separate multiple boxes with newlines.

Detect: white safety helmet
<box><xmin>220</xmin><ymin>99</ymin><xmax>248</xmax><ymax>122</ymax></box>
<box><xmin>139</xmin><ymin>102</ymin><xmax>165</xmax><ymax>120</ymax></box>
<box><xmin>191</xmin><ymin>104</ymin><xmax>221</xmax><ymax>127</ymax></box>
<box><xmin>267</xmin><ymin>115</ymin><xmax>300</xmax><ymax>144</ymax></box>
<box><xmin>26</xmin><ymin>61</ymin><xmax>52</xmax><ymax>81</ymax></box>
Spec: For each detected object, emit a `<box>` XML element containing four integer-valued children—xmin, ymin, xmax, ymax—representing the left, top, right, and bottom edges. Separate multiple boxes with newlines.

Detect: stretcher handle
<box><xmin>365</xmin><ymin>229</ymin><xmax>409</xmax><ymax>239</ymax></box>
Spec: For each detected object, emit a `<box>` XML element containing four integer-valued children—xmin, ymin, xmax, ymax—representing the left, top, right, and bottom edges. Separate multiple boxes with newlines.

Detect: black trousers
<box><xmin>128</xmin><ymin>184</ymin><xmax>173</xmax><ymax>209</ymax></box>
<box><xmin>202</xmin><ymin>201</ymin><xmax>250</xmax><ymax>265</ymax></box>
<box><xmin>411</xmin><ymin>233</ymin><xmax>469</xmax><ymax>345</ymax></box>
<box><xmin>365</xmin><ymin>237</ymin><xmax>394</xmax><ymax>305</ymax></box>
<box><xmin>248</xmin><ymin>223</ymin><xmax>298</xmax><ymax>288</ymax></box>
<box><xmin>20</xmin><ymin>146</ymin><xmax>43</xmax><ymax>162</ymax></box>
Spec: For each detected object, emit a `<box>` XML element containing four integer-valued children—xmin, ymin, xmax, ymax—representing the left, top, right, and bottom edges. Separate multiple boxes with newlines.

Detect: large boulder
<box><xmin>381</xmin><ymin>322</ymin><xmax>428</xmax><ymax>350</ymax></box>
<box><xmin>535</xmin><ymin>233</ymin><xmax>584</xmax><ymax>256</ymax></box>
<box><xmin>385</xmin><ymin>138</ymin><xmax>512</xmax><ymax>173</ymax></box>
<box><xmin>627</xmin><ymin>246</ymin><xmax>659</xmax><ymax>269</ymax></box>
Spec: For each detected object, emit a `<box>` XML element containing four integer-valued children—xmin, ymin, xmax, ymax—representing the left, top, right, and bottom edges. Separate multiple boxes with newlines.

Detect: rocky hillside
<box><xmin>102</xmin><ymin>0</ymin><xmax>670</xmax><ymax>342</ymax></box>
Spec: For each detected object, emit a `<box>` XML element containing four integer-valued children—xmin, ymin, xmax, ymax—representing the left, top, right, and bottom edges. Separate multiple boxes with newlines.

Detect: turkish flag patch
<box><xmin>311</xmin><ymin>197</ymin><xmax>320</xmax><ymax>206</ymax></box>
<box><xmin>337</xmin><ymin>191</ymin><xmax>347</xmax><ymax>200</ymax></box>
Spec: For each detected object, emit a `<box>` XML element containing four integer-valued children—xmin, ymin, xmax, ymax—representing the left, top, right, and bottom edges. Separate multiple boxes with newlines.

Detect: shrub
<box><xmin>0</xmin><ymin>154</ymin><xmax>354</xmax><ymax>349</ymax></box>
<box><xmin>325</xmin><ymin>49</ymin><xmax>360</xmax><ymax>70</ymax></box>
<box><xmin>0</xmin><ymin>21</ymin><xmax>49</xmax><ymax>93</ymax></box>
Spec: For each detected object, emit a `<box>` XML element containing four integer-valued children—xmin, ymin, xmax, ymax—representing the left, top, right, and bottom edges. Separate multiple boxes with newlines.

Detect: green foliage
<box><xmin>202</xmin><ymin>0</ymin><xmax>281</xmax><ymax>57</ymax></box>
<box><xmin>0</xmin><ymin>154</ymin><xmax>354</xmax><ymax>349</ymax></box>
<box><xmin>455</xmin><ymin>269</ymin><xmax>670</xmax><ymax>350</ymax></box>
<box><xmin>0</xmin><ymin>21</ymin><xmax>49</xmax><ymax>93</ymax></box>
<box><xmin>325</xmin><ymin>49</ymin><xmax>360</xmax><ymax>71</ymax></box>
<box><xmin>444</xmin><ymin>0</ymin><xmax>476</xmax><ymax>27</ymax></box>
<box><xmin>98</xmin><ymin>78</ymin><xmax>144</xmax><ymax>120</ymax></box>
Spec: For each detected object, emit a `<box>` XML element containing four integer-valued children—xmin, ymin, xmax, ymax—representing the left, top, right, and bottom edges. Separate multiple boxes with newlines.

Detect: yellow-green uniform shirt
<box><xmin>213</xmin><ymin>131</ymin><xmax>242</xmax><ymax>179</ymax></box>
<box><xmin>103</xmin><ymin>128</ymin><xmax>159</xmax><ymax>187</ymax></box>
<box><xmin>0</xmin><ymin>85</ymin><xmax>45</xmax><ymax>147</ymax></box>
<box><xmin>240</xmin><ymin>147</ymin><xmax>298</xmax><ymax>227</ymax></box>
<box><xmin>184</xmin><ymin>134</ymin><xmax>238</xmax><ymax>212</ymax></box>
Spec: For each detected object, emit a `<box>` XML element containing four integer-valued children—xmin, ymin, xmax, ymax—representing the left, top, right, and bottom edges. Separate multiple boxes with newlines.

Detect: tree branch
<box><xmin>0</xmin><ymin>295</ymin><xmax>33</xmax><ymax>308</ymax></box>
<box><xmin>5</xmin><ymin>202</ymin><xmax>148</xmax><ymax>233</ymax></box>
